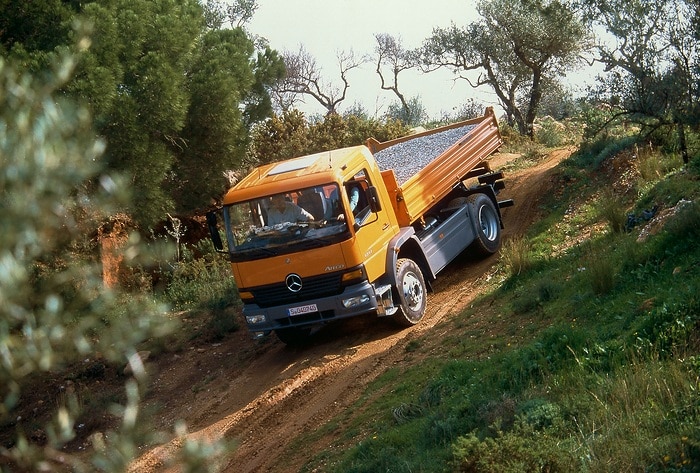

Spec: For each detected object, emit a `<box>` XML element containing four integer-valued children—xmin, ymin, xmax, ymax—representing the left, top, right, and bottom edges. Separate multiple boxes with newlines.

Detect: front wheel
<box><xmin>466</xmin><ymin>193</ymin><xmax>501</xmax><ymax>256</ymax></box>
<box><xmin>392</xmin><ymin>258</ymin><xmax>427</xmax><ymax>327</ymax></box>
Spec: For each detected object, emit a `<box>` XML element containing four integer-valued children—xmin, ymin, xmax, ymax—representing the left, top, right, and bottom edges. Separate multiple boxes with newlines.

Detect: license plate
<box><xmin>288</xmin><ymin>304</ymin><xmax>318</xmax><ymax>316</ymax></box>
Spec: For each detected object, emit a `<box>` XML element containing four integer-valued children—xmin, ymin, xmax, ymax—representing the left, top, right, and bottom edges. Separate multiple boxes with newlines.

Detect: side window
<box><xmin>345</xmin><ymin>170</ymin><xmax>371</xmax><ymax>220</ymax></box>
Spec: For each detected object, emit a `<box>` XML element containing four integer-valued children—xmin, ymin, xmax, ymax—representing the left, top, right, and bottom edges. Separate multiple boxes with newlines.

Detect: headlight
<box><xmin>245</xmin><ymin>314</ymin><xmax>267</xmax><ymax>325</ymax></box>
<box><xmin>342</xmin><ymin>294</ymin><xmax>370</xmax><ymax>308</ymax></box>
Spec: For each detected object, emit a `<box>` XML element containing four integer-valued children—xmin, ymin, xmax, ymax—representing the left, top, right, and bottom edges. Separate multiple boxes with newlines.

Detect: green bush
<box><xmin>534</xmin><ymin>117</ymin><xmax>569</xmax><ymax>147</ymax></box>
<box><xmin>452</xmin><ymin>423</ymin><xmax>576</xmax><ymax>473</ymax></box>
<box><xmin>596</xmin><ymin>189</ymin><xmax>627</xmax><ymax>234</ymax></box>
<box><xmin>161</xmin><ymin>241</ymin><xmax>238</xmax><ymax>310</ymax></box>
<box><xmin>633</xmin><ymin>300</ymin><xmax>700</xmax><ymax>358</ymax></box>
<box><xmin>574</xmin><ymin>135</ymin><xmax>638</xmax><ymax>169</ymax></box>
<box><xmin>501</xmin><ymin>237</ymin><xmax>533</xmax><ymax>276</ymax></box>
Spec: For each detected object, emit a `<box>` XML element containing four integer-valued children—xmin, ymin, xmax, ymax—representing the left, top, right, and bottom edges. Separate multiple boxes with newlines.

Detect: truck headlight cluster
<box><xmin>342</xmin><ymin>294</ymin><xmax>370</xmax><ymax>308</ymax></box>
<box><xmin>245</xmin><ymin>314</ymin><xmax>267</xmax><ymax>325</ymax></box>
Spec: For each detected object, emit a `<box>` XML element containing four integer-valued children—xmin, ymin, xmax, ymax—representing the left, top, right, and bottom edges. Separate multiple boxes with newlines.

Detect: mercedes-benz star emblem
<box><xmin>286</xmin><ymin>273</ymin><xmax>303</xmax><ymax>293</ymax></box>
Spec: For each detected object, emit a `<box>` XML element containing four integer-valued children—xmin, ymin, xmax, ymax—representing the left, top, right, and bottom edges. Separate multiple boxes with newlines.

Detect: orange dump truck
<box><xmin>207</xmin><ymin>107</ymin><xmax>512</xmax><ymax>344</ymax></box>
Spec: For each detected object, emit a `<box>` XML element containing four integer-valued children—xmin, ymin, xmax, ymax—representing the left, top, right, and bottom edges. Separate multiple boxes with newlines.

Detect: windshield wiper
<box><xmin>231</xmin><ymin>246</ymin><xmax>279</xmax><ymax>261</ymax></box>
<box><xmin>292</xmin><ymin>239</ymin><xmax>325</xmax><ymax>250</ymax></box>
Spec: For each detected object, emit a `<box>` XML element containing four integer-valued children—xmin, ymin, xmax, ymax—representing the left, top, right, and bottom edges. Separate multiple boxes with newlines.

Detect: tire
<box><xmin>275</xmin><ymin>326</ymin><xmax>312</xmax><ymax>346</ymax></box>
<box><xmin>392</xmin><ymin>258</ymin><xmax>427</xmax><ymax>327</ymax></box>
<box><xmin>466</xmin><ymin>193</ymin><xmax>501</xmax><ymax>256</ymax></box>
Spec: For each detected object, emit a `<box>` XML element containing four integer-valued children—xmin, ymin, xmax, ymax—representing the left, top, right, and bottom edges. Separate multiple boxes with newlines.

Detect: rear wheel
<box><xmin>466</xmin><ymin>193</ymin><xmax>501</xmax><ymax>256</ymax></box>
<box><xmin>392</xmin><ymin>258</ymin><xmax>427</xmax><ymax>327</ymax></box>
<box><xmin>275</xmin><ymin>326</ymin><xmax>312</xmax><ymax>346</ymax></box>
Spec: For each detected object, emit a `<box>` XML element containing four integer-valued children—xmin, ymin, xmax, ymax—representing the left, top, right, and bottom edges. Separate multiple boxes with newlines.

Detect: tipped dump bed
<box><xmin>365</xmin><ymin>108</ymin><xmax>502</xmax><ymax>227</ymax></box>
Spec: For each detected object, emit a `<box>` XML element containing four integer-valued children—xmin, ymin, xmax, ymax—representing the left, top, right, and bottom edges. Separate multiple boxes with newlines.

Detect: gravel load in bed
<box><xmin>374</xmin><ymin>124</ymin><xmax>476</xmax><ymax>185</ymax></box>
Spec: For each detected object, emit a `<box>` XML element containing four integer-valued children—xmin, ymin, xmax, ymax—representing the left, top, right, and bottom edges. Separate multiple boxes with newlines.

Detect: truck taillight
<box><xmin>341</xmin><ymin>267</ymin><xmax>366</xmax><ymax>286</ymax></box>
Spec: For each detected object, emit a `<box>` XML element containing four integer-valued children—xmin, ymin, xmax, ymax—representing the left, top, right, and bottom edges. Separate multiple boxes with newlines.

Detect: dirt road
<box><xmin>130</xmin><ymin>147</ymin><xmax>573</xmax><ymax>473</ymax></box>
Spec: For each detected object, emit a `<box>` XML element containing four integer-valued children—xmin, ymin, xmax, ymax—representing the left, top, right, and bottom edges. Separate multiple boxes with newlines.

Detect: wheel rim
<box><xmin>479</xmin><ymin>204</ymin><xmax>499</xmax><ymax>241</ymax></box>
<box><xmin>402</xmin><ymin>271</ymin><xmax>424</xmax><ymax>311</ymax></box>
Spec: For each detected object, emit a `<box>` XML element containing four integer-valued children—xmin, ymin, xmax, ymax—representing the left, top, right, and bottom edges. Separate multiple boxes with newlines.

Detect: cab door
<box><xmin>344</xmin><ymin>169</ymin><xmax>394</xmax><ymax>282</ymax></box>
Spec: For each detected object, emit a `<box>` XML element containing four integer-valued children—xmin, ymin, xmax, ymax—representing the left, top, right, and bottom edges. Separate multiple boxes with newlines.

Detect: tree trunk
<box><xmin>677</xmin><ymin>121</ymin><xmax>689</xmax><ymax>164</ymax></box>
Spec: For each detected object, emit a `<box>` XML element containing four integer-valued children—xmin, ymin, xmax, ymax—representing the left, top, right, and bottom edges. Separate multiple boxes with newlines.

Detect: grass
<box><xmin>500</xmin><ymin>236</ymin><xmax>533</xmax><ymax>276</ymax></box>
<box><xmin>595</xmin><ymin>188</ymin><xmax>627</xmax><ymax>234</ymax></box>
<box><xmin>294</xmin><ymin>138</ymin><xmax>700</xmax><ymax>472</ymax></box>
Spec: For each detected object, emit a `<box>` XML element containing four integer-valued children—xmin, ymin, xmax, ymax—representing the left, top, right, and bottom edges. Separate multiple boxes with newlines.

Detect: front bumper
<box><xmin>242</xmin><ymin>280</ymin><xmax>379</xmax><ymax>333</ymax></box>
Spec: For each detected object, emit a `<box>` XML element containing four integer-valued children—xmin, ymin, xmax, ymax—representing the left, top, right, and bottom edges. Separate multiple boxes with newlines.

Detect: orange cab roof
<box><xmin>223</xmin><ymin>145</ymin><xmax>372</xmax><ymax>204</ymax></box>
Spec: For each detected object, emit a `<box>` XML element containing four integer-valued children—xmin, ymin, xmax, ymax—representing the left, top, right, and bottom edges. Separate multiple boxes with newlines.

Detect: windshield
<box><xmin>223</xmin><ymin>183</ymin><xmax>351</xmax><ymax>261</ymax></box>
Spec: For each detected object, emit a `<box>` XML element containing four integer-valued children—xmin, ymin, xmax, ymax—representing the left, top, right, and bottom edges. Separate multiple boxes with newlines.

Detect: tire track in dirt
<box><xmin>129</xmin><ymin>148</ymin><xmax>573</xmax><ymax>473</ymax></box>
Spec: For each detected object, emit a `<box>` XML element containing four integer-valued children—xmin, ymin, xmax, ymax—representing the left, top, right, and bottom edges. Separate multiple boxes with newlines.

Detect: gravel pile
<box><xmin>374</xmin><ymin>124</ymin><xmax>476</xmax><ymax>185</ymax></box>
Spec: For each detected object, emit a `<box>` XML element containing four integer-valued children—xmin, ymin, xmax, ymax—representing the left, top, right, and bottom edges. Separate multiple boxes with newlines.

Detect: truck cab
<box><xmin>210</xmin><ymin>146</ymin><xmax>402</xmax><ymax>344</ymax></box>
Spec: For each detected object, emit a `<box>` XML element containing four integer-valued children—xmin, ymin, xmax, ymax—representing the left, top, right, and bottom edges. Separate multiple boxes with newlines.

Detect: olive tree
<box><xmin>373</xmin><ymin>34</ymin><xmax>427</xmax><ymax>126</ymax></box>
<box><xmin>0</xmin><ymin>49</ymin><xmax>225</xmax><ymax>473</ymax></box>
<box><xmin>420</xmin><ymin>0</ymin><xmax>589</xmax><ymax>137</ymax></box>
<box><xmin>273</xmin><ymin>46</ymin><xmax>368</xmax><ymax>115</ymax></box>
<box><xmin>579</xmin><ymin>0</ymin><xmax>700</xmax><ymax>162</ymax></box>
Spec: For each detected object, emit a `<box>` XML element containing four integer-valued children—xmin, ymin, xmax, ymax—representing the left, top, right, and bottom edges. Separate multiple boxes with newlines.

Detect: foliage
<box><xmin>70</xmin><ymin>0</ymin><xmax>204</xmax><ymax>227</ymax></box>
<box><xmin>536</xmin><ymin>80</ymin><xmax>582</xmax><ymax>120</ymax></box>
<box><xmin>173</xmin><ymin>27</ymin><xmax>283</xmax><ymax>213</ymax></box>
<box><xmin>572</xmin><ymin>133</ymin><xmax>638</xmax><ymax>168</ymax></box>
<box><xmin>581</xmin><ymin>0</ymin><xmax>700</xmax><ymax>163</ymax></box>
<box><xmin>163</xmin><ymin>242</ymin><xmax>238</xmax><ymax>313</ymax></box>
<box><xmin>200</xmin><ymin>0</ymin><xmax>258</xmax><ymax>29</ymax></box>
<box><xmin>1</xmin><ymin>0</ymin><xmax>283</xmax><ymax>228</ymax></box>
<box><xmin>533</xmin><ymin>114</ymin><xmax>583</xmax><ymax>147</ymax></box>
<box><xmin>452</xmin><ymin>422</ymin><xmax>576</xmax><ymax>473</ymax></box>
<box><xmin>420</xmin><ymin>0</ymin><xmax>589</xmax><ymax>137</ymax></box>
<box><xmin>247</xmin><ymin>110</ymin><xmax>409</xmax><ymax>166</ymax></box>
<box><xmin>0</xmin><ymin>52</ymin><xmax>218</xmax><ymax>472</ymax></box>
<box><xmin>384</xmin><ymin>96</ymin><xmax>428</xmax><ymax>126</ymax></box>
<box><xmin>248</xmin><ymin>109</ymin><xmax>311</xmax><ymax>165</ymax></box>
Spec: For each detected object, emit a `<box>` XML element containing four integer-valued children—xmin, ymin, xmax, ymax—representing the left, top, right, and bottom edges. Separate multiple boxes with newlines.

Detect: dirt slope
<box><xmin>130</xmin><ymin>147</ymin><xmax>573</xmax><ymax>473</ymax></box>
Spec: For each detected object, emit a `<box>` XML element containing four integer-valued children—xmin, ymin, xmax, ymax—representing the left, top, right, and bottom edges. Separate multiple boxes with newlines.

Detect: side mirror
<box><xmin>367</xmin><ymin>186</ymin><xmax>382</xmax><ymax>212</ymax></box>
<box><xmin>206</xmin><ymin>211</ymin><xmax>225</xmax><ymax>252</ymax></box>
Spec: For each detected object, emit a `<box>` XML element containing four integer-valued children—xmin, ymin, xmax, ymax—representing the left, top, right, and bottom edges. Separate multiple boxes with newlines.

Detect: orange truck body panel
<box><xmin>366</xmin><ymin>107</ymin><xmax>502</xmax><ymax>227</ymax></box>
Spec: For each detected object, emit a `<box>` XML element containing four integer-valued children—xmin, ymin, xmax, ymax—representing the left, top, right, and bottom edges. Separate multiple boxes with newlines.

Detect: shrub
<box><xmin>585</xmin><ymin>250</ymin><xmax>616</xmax><ymax>295</ymax></box>
<box><xmin>534</xmin><ymin>117</ymin><xmax>568</xmax><ymax>147</ymax></box>
<box><xmin>163</xmin><ymin>241</ymin><xmax>238</xmax><ymax>310</ymax></box>
<box><xmin>501</xmin><ymin>237</ymin><xmax>533</xmax><ymax>276</ymax></box>
<box><xmin>574</xmin><ymin>135</ymin><xmax>638</xmax><ymax>169</ymax></box>
<box><xmin>0</xmin><ymin>53</ymin><xmax>180</xmax><ymax>471</ymax></box>
<box><xmin>452</xmin><ymin>423</ymin><xmax>576</xmax><ymax>473</ymax></box>
<box><xmin>596</xmin><ymin>189</ymin><xmax>627</xmax><ymax>234</ymax></box>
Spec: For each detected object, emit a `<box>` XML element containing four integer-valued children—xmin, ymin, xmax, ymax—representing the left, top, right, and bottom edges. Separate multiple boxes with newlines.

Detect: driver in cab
<box><xmin>266</xmin><ymin>194</ymin><xmax>314</xmax><ymax>226</ymax></box>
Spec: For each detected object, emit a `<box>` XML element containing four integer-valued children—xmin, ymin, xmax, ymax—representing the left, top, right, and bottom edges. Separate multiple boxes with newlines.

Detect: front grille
<box><xmin>250</xmin><ymin>273</ymin><xmax>343</xmax><ymax>308</ymax></box>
